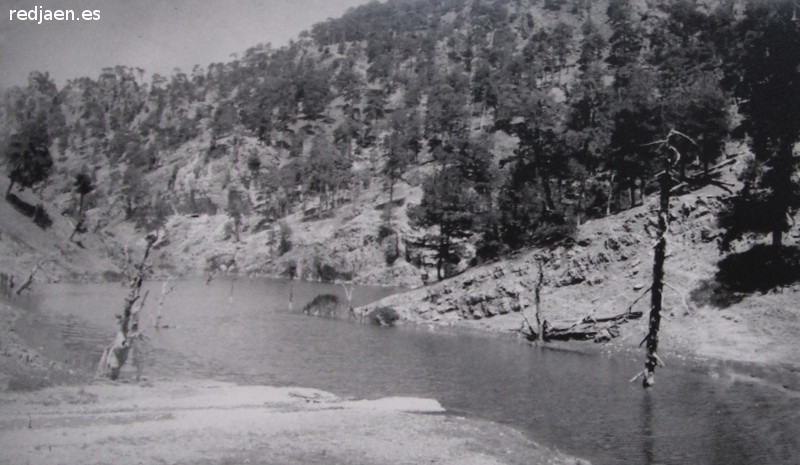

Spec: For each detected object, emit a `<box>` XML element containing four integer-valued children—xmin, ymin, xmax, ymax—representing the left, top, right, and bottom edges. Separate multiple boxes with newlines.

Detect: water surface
<box><xmin>13</xmin><ymin>278</ymin><xmax>800</xmax><ymax>465</ymax></box>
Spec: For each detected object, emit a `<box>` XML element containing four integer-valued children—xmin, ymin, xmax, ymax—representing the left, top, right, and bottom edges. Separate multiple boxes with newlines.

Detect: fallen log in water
<box><xmin>521</xmin><ymin>310</ymin><xmax>644</xmax><ymax>343</ymax></box>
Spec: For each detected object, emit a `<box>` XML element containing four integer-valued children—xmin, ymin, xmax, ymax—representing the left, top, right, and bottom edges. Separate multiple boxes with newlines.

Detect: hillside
<box><xmin>361</xmin><ymin>158</ymin><xmax>800</xmax><ymax>372</ymax></box>
<box><xmin>2</xmin><ymin>0</ymin><xmax>762</xmax><ymax>284</ymax></box>
<box><xmin>0</xmin><ymin>177</ymin><xmax>119</xmax><ymax>283</ymax></box>
<box><xmin>1</xmin><ymin>0</ymin><xmax>799</xmax><ymax>367</ymax></box>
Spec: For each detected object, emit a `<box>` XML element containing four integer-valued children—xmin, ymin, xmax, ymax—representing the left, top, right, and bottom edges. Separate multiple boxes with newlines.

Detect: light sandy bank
<box><xmin>0</xmin><ymin>381</ymin><xmax>588</xmax><ymax>465</ymax></box>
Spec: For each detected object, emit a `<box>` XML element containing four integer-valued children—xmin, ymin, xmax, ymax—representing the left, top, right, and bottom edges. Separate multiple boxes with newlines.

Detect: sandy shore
<box><xmin>0</xmin><ymin>381</ymin><xmax>588</xmax><ymax>465</ymax></box>
<box><xmin>0</xmin><ymin>300</ymin><xmax>588</xmax><ymax>465</ymax></box>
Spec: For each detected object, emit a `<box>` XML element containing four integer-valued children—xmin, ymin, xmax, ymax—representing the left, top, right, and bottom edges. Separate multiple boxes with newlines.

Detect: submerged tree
<box><xmin>638</xmin><ymin>129</ymin><xmax>695</xmax><ymax>388</ymax></box>
<box><xmin>97</xmin><ymin>234</ymin><xmax>157</xmax><ymax>380</ymax></box>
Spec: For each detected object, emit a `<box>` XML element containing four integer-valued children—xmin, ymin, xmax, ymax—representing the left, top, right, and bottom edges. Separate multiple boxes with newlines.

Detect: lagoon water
<box><xmin>13</xmin><ymin>278</ymin><xmax>800</xmax><ymax>465</ymax></box>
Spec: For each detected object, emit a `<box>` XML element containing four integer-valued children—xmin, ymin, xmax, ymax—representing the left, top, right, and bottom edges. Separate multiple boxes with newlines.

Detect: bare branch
<box><xmin>668</xmin><ymin>128</ymin><xmax>698</xmax><ymax>146</ymax></box>
<box><xmin>16</xmin><ymin>261</ymin><xmax>45</xmax><ymax>295</ymax></box>
<box><xmin>626</xmin><ymin>286</ymin><xmax>652</xmax><ymax>314</ymax></box>
<box><xmin>629</xmin><ymin>370</ymin><xmax>646</xmax><ymax>383</ymax></box>
<box><xmin>665</xmin><ymin>282</ymin><xmax>692</xmax><ymax>315</ymax></box>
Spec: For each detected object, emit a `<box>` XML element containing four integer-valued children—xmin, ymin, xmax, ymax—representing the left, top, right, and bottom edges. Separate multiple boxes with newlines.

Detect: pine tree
<box><xmin>719</xmin><ymin>0</ymin><xmax>800</xmax><ymax>248</ymax></box>
<box><xmin>4</xmin><ymin>124</ymin><xmax>53</xmax><ymax>197</ymax></box>
<box><xmin>408</xmin><ymin>167</ymin><xmax>479</xmax><ymax>280</ymax></box>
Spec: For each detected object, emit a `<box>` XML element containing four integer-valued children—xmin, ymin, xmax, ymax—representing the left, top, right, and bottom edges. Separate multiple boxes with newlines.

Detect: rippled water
<box><xmin>12</xmin><ymin>278</ymin><xmax>800</xmax><ymax>465</ymax></box>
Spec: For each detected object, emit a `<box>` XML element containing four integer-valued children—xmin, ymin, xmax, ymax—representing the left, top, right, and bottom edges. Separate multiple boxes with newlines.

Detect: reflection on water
<box><xmin>12</xmin><ymin>278</ymin><xmax>800</xmax><ymax>465</ymax></box>
<box><xmin>641</xmin><ymin>393</ymin><xmax>655</xmax><ymax>465</ymax></box>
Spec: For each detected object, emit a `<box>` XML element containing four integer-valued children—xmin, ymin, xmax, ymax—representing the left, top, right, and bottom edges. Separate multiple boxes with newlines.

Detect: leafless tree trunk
<box><xmin>96</xmin><ymin>234</ymin><xmax>157</xmax><ymax>380</ymax></box>
<box><xmin>340</xmin><ymin>281</ymin><xmax>356</xmax><ymax>318</ymax></box>
<box><xmin>640</xmin><ymin>129</ymin><xmax>694</xmax><ymax>388</ymax></box>
<box><xmin>16</xmin><ymin>262</ymin><xmax>43</xmax><ymax>295</ymax></box>
<box><xmin>643</xmin><ymin>169</ymin><xmax>669</xmax><ymax>388</ymax></box>
<box><xmin>533</xmin><ymin>263</ymin><xmax>545</xmax><ymax>344</ymax></box>
<box><xmin>606</xmin><ymin>173</ymin><xmax>616</xmax><ymax>216</ymax></box>
<box><xmin>153</xmin><ymin>281</ymin><xmax>175</xmax><ymax>329</ymax></box>
<box><xmin>518</xmin><ymin>261</ymin><xmax>547</xmax><ymax>344</ymax></box>
<box><xmin>69</xmin><ymin>194</ymin><xmax>87</xmax><ymax>241</ymax></box>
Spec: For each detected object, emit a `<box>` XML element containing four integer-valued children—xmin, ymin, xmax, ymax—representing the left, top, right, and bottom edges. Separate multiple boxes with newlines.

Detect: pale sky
<box><xmin>0</xmin><ymin>0</ymin><xmax>373</xmax><ymax>89</ymax></box>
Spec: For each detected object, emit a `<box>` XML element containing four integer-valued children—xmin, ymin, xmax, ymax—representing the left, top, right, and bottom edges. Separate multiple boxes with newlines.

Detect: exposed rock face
<box><xmin>359</xmin><ymin>187</ymin><xmax>747</xmax><ymax>344</ymax></box>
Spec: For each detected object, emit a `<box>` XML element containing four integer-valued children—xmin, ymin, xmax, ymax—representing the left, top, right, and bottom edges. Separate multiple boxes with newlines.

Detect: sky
<box><xmin>0</xmin><ymin>0</ymin><xmax>373</xmax><ymax>89</ymax></box>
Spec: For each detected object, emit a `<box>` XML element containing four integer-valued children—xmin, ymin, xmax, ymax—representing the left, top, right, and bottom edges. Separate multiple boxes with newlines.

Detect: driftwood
<box><xmin>16</xmin><ymin>262</ymin><xmax>44</xmax><ymax>295</ymax></box>
<box><xmin>520</xmin><ymin>307</ymin><xmax>644</xmax><ymax>343</ymax></box>
<box><xmin>544</xmin><ymin>310</ymin><xmax>644</xmax><ymax>342</ymax></box>
<box><xmin>96</xmin><ymin>234</ymin><xmax>157</xmax><ymax>380</ymax></box>
<box><xmin>520</xmin><ymin>282</ymin><xmax>649</xmax><ymax>343</ymax></box>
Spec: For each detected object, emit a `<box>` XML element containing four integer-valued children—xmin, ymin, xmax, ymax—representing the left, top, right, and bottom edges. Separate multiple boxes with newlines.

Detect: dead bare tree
<box><xmin>96</xmin><ymin>233</ymin><xmax>157</xmax><ymax>380</ymax></box>
<box><xmin>635</xmin><ymin>129</ymin><xmax>696</xmax><ymax>388</ymax></box>
<box><xmin>518</xmin><ymin>261</ymin><xmax>546</xmax><ymax>343</ymax></box>
<box><xmin>16</xmin><ymin>261</ymin><xmax>45</xmax><ymax>295</ymax></box>
<box><xmin>228</xmin><ymin>275</ymin><xmax>237</xmax><ymax>303</ymax></box>
<box><xmin>340</xmin><ymin>281</ymin><xmax>356</xmax><ymax>318</ymax></box>
<box><xmin>533</xmin><ymin>262</ymin><xmax>545</xmax><ymax>343</ymax></box>
<box><xmin>152</xmin><ymin>281</ymin><xmax>175</xmax><ymax>329</ymax></box>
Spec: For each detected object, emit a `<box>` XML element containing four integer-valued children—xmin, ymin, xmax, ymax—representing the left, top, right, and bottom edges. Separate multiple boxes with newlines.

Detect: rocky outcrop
<box><xmin>359</xmin><ymin>185</ymin><xmax>746</xmax><ymax>348</ymax></box>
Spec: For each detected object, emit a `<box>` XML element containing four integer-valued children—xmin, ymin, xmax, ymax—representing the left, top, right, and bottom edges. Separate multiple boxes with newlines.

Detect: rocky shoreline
<box><xmin>358</xmin><ymin>186</ymin><xmax>800</xmax><ymax>391</ymax></box>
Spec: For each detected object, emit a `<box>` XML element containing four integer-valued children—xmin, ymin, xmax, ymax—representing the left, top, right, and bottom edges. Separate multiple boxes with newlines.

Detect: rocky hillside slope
<box><xmin>0</xmin><ymin>177</ymin><xmax>120</xmax><ymax>284</ymax></box>
<box><xmin>361</xmin><ymin>157</ymin><xmax>800</xmax><ymax>369</ymax></box>
<box><xmin>3</xmin><ymin>0</ymin><xmax>754</xmax><ymax>288</ymax></box>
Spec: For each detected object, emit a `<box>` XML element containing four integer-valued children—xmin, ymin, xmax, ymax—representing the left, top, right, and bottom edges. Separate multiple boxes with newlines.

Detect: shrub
<box><xmin>302</xmin><ymin>294</ymin><xmax>340</xmax><ymax>317</ymax></box>
<box><xmin>382</xmin><ymin>234</ymin><xmax>400</xmax><ymax>266</ymax></box>
<box><xmin>6</xmin><ymin>193</ymin><xmax>52</xmax><ymax>229</ymax></box>
<box><xmin>277</xmin><ymin>222</ymin><xmax>292</xmax><ymax>256</ymax></box>
<box><xmin>282</xmin><ymin>260</ymin><xmax>297</xmax><ymax>279</ymax></box>
<box><xmin>366</xmin><ymin>306</ymin><xmax>400</xmax><ymax>326</ymax></box>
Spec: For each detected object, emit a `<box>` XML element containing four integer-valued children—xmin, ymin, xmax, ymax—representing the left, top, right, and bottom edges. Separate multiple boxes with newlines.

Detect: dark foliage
<box><xmin>692</xmin><ymin>245</ymin><xmax>800</xmax><ymax>308</ymax></box>
<box><xmin>302</xmin><ymin>293</ymin><xmax>341</xmax><ymax>317</ymax></box>
<box><xmin>5</xmin><ymin>193</ymin><xmax>53</xmax><ymax>229</ymax></box>
<box><xmin>277</xmin><ymin>222</ymin><xmax>293</xmax><ymax>256</ymax></box>
<box><xmin>282</xmin><ymin>260</ymin><xmax>297</xmax><ymax>279</ymax></box>
<box><xmin>312</xmin><ymin>256</ymin><xmax>353</xmax><ymax>282</ymax></box>
<box><xmin>4</xmin><ymin>126</ymin><xmax>53</xmax><ymax>194</ymax></box>
<box><xmin>718</xmin><ymin>0</ymin><xmax>800</xmax><ymax>248</ymax></box>
<box><xmin>366</xmin><ymin>306</ymin><xmax>400</xmax><ymax>326</ymax></box>
<box><xmin>717</xmin><ymin>245</ymin><xmax>800</xmax><ymax>293</ymax></box>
